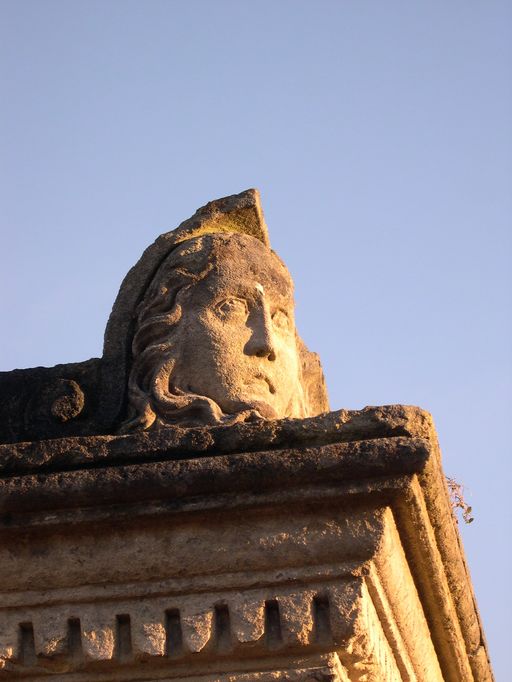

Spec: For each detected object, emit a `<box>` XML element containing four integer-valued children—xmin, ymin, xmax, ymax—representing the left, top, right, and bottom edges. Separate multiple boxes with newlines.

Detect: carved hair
<box><xmin>122</xmin><ymin>235</ymin><xmax>223</xmax><ymax>431</ymax></box>
<box><xmin>121</xmin><ymin>232</ymin><xmax>326</xmax><ymax>432</ymax></box>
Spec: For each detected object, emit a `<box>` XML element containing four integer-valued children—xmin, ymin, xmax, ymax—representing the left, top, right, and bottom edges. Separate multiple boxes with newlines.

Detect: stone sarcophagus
<box><xmin>0</xmin><ymin>191</ymin><xmax>493</xmax><ymax>681</ymax></box>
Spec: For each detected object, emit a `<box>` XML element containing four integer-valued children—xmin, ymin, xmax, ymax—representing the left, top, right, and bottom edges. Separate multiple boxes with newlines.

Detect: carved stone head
<box><xmin>104</xmin><ymin>190</ymin><xmax>329</xmax><ymax>430</ymax></box>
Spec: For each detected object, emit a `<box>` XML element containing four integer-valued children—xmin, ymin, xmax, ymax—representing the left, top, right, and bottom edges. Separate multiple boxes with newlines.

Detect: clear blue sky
<box><xmin>1</xmin><ymin>1</ymin><xmax>510</xmax><ymax>676</ymax></box>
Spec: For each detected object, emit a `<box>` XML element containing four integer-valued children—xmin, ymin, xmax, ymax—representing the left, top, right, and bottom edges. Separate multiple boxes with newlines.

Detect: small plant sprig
<box><xmin>446</xmin><ymin>477</ymin><xmax>474</xmax><ymax>524</ymax></box>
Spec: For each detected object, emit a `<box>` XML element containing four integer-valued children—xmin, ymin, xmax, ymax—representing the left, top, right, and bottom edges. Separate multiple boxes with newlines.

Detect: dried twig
<box><xmin>446</xmin><ymin>477</ymin><xmax>474</xmax><ymax>524</ymax></box>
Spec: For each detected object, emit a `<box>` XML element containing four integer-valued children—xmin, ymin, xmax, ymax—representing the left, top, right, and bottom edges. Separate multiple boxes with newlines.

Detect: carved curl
<box><xmin>121</xmin><ymin>236</ymin><xmax>220</xmax><ymax>431</ymax></box>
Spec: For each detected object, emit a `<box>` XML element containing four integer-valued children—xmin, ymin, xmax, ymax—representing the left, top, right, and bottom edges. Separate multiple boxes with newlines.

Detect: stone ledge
<box><xmin>0</xmin><ymin>506</ymin><xmax>444</xmax><ymax>682</ymax></box>
<box><xmin>0</xmin><ymin>405</ymin><xmax>434</xmax><ymax>477</ymax></box>
<box><xmin>2</xmin><ymin>653</ymin><xmax>346</xmax><ymax>682</ymax></box>
<box><xmin>0</xmin><ymin>436</ymin><xmax>428</xmax><ymax>516</ymax></box>
<box><xmin>0</xmin><ymin>582</ymin><xmax>357</xmax><ymax>673</ymax></box>
<box><xmin>0</xmin><ymin>409</ymin><xmax>494</xmax><ymax>681</ymax></box>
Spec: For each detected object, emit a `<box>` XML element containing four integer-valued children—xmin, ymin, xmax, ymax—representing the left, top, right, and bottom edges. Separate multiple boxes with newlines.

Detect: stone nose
<box><xmin>245</xmin><ymin>308</ymin><xmax>277</xmax><ymax>361</ymax></box>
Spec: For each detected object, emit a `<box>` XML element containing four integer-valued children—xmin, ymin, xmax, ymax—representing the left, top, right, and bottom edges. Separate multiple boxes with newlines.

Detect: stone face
<box><xmin>123</xmin><ymin>232</ymin><xmax>315</xmax><ymax>429</ymax></box>
<box><xmin>0</xmin><ymin>191</ymin><xmax>494</xmax><ymax>680</ymax></box>
<box><xmin>119</xmin><ymin>190</ymin><xmax>329</xmax><ymax>430</ymax></box>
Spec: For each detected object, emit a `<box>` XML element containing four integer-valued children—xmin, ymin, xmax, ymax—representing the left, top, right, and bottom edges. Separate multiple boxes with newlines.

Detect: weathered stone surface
<box><xmin>0</xmin><ymin>191</ymin><xmax>493</xmax><ymax>681</ymax></box>
<box><xmin>0</xmin><ymin>423</ymin><xmax>493</xmax><ymax>680</ymax></box>
<box><xmin>0</xmin><ymin>435</ymin><xmax>429</xmax><ymax>515</ymax></box>
<box><xmin>130</xmin><ymin>603</ymin><xmax>167</xmax><ymax>659</ymax></box>
<box><xmin>0</xmin><ymin>358</ymin><xmax>100</xmax><ymax>444</ymax></box>
<box><xmin>230</xmin><ymin>595</ymin><xmax>266</xmax><ymax>644</ymax></box>
<box><xmin>0</xmin><ymin>404</ymin><xmax>433</xmax><ymax>478</ymax></box>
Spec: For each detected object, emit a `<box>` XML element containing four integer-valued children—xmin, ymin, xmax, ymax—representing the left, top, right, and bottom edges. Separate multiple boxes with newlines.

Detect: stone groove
<box><xmin>0</xmin><ymin>583</ymin><xmax>356</xmax><ymax>674</ymax></box>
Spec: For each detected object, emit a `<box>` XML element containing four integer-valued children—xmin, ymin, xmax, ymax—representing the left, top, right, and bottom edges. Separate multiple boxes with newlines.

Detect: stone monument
<box><xmin>0</xmin><ymin>190</ymin><xmax>493</xmax><ymax>680</ymax></box>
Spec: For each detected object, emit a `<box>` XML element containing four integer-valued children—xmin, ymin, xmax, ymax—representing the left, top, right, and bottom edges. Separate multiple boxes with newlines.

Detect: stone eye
<box><xmin>216</xmin><ymin>297</ymin><xmax>248</xmax><ymax>320</ymax></box>
<box><xmin>272</xmin><ymin>309</ymin><xmax>290</xmax><ymax>330</ymax></box>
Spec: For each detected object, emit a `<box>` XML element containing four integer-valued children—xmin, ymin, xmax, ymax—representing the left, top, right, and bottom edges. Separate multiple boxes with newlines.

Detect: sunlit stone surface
<box><xmin>0</xmin><ymin>191</ymin><xmax>493</xmax><ymax>680</ymax></box>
